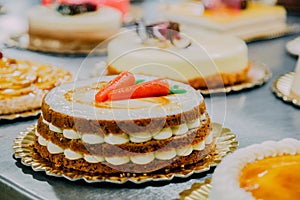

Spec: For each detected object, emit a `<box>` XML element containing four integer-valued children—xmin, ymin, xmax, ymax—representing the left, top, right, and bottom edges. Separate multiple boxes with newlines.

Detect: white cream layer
<box><xmin>107</xmin><ymin>30</ymin><xmax>248</xmax><ymax>81</ymax></box>
<box><xmin>42</xmin><ymin>113</ymin><xmax>207</xmax><ymax>144</ymax></box>
<box><xmin>209</xmin><ymin>138</ymin><xmax>300</xmax><ymax>200</ymax></box>
<box><xmin>28</xmin><ymin>6</ymin><xmax>122</xmax><ymax>38</ymax></box>
<box><xmin>35</xmin><ymin>127</ymin><xmax>213</xmax><ymax>165</ymax></box>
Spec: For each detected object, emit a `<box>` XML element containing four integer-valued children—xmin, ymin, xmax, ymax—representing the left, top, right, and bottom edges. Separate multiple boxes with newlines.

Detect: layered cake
<box><xmin>162</xmin><ymin>1</ymin><xmax>287</xmax><ymax>40</ymax></box>
<box><xmin>34</xmin><ymin>73</ymin><xmax>215</xmax><ymax>174</ymax></box>
<box><xmin>0</xmin><ymin>52</ymin><xmax>72</xmax><ymax>115</ymax></box>
<box><xmin>209</xmin><ymin>138</ymin><xmax>300</xmax><ymax>200</ymax></box>
<box><xmin>28</xmin><ymin>1</ymin><xmax>122</xmax><ymax>53</ymax></box>
<box><xmin>106</xmin><ymin>23</ymin><xmax>249</xmax><ymax>90</ymax></box>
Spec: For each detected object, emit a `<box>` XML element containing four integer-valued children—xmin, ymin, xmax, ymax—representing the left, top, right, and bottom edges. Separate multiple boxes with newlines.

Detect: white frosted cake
<box><xmin>34</xmin><ymin>74</ymin><xmax>215</xmax><ymax>175</ymax></box>
<box><xmin>28</xmin><ymin>3</ymin><xmax>122</xmax><ymax>53</ymax></box>
<box><xmin>162</xmin><ymin>1</ymin><xmax>287</xmax><ymax>40</ymax></box>
<box><xmin>209</xmin><ymin>138</ymin><xmax>300</xmax><ymax>200</ymax></box>
<box><xmin>107</xmin><ymin>29</ymin><xmax>249</xmax><ymax>90</ymax></box>
<box><xmin>290</xmin><ymin>59</ymin><xmax>300</xmax><ymax>102</ymax></box>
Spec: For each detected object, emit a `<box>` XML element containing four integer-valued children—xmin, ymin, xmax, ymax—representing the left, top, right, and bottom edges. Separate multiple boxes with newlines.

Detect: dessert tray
<box><xmin>13</xmin><ymin>123</ymin><xmax>238</xmax><ymax>184</ymax></box>
<box><xmin>0</xmin><ymin>109</ymin><xmax>40</xmax><ymax>120</ymax></box>
<box><xmin>272</xmin><ymin>72</ymin><xmax>300</xmax><ymax>107</ymax></box>
<box><xmin>199</xmin><ymin>62</ymin><xmax>271</xmax><ymax>95</ymax></box>
<box><xmin>178</xmin><ymin>178</ymin><xmax>211</xmax><ymax>200</ymax></box>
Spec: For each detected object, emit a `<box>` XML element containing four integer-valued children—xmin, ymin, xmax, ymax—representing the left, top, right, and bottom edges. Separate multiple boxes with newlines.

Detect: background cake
<box><xmin>209</xmin><ymin>138</ymin><xmax>300</xmax><ymax>200</ymax></box>
<box><xmin>28</xmin><ymin>1</ymin><xmax>122</xmax><ymax>53</ymax></box>
<box><xmin>290</xmin><ymin>62</ymin><xmax>300</xmax><ymax>102</ymax></box>
<box><xmin>106</xmin><ymin>26</ymin><xmax>249</xmax><ymax>90</ymax></box>
<box><xmin>0</xmin><ymin>53</ymin><xmax>72</xmax><ymax>115</ymax></box>
<box><xmin>34</xmin><ymin>74</ymin><xmax>214</xmax><ymax>174</ymax></box>
<box><xmin>162</xmin><ymin>1</ymin><xmax>287</xmax><ymax>40</ymax></box>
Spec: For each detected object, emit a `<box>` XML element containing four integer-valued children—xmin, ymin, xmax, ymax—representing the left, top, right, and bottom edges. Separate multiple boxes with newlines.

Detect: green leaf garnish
<box><xmin>170</xmin><ymin>85</ymin><xmax>187</xmax><ymax>94</ymax></box>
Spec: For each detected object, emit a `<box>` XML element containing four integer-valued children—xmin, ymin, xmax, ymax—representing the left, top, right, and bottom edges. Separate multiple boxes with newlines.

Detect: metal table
<box><xmin>1</xmin><ymin>1</ymin><xmax>300</xmax><ymax>199</ymax></box>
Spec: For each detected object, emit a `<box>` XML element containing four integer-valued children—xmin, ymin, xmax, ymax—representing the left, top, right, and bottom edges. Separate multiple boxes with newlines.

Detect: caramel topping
<box><xmin>0</xmin><ymin>57</ymin><xmax>72</xmax><ymax>100</ymax></box>
<box><xmin>240</xmin><ymin>154</ymin><xmax>300</xmax><ymax>200</ymax></box>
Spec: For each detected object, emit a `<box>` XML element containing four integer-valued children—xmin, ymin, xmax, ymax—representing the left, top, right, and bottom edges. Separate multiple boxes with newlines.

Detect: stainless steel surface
<box><xmin>1</xmin><ymin>1</ymin><xmax>300</xmax><ymax>199</ymax></box>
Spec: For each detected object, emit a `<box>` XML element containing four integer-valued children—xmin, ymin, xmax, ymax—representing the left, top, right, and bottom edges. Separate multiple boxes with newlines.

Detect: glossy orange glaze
<box><xmin>240</xmin><ymin>154</ymin><xmax>300</xmax><ymax>200</ymax></box>
<box><xmin>0</xmin><ymin>57</ymin><xmax>71</xmax><ymax>99</ymax></box>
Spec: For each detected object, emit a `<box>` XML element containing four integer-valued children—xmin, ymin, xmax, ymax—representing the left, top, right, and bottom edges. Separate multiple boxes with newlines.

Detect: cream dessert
<box><xmin>34</xmin><ymin>73</ymin><xmax>215</xmax><ymax>174</ymax></box>
<box><xmin>106</xmin><ymin>25</ymin><xmax>249</xmax><ymax>90</ymax></box>
<box><xmin>28</xmin><ymin>2</ymin><xmax>122</xmax><ymax>53</ymax></box>
<box><xmin>162</xmin><ymin>1</ymin><xmax>287</xmax><ymax>40</ymax></box>
<box><xmin>209</xmin><ymin>138</ymin><xmax>300</xmax><ymax>200</ymax></box>
<box><xmin>0</xmin><ymin>52</ymin><xmax>72</xmax><ymax>115</ymax></box>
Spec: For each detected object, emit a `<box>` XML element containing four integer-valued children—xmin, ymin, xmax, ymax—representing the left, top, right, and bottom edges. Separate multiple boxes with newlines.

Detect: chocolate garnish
<box><xmin>57</xmin><ymin>3</ymin><xmax>97</xmax><ymax>16</ymax></box>
<box><xmin>135</xmin><ymin>19</ymin><xmax>191</xmax><ymax>48</ymax></box>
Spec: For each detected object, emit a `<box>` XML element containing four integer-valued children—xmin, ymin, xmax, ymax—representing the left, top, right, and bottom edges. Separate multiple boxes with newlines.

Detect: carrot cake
<box><xmin>106</xmin><ymin>22</ymin><xmax>249</xmax><ymax>90</ymax></box>
<box><xmin>0</xmin><ymin>52</ymin><xmax>72</xmax><ymax>115</ymax></box>
<box><xmin>34</xmin><ymin>73</ymin><xmax>214</xmax><ymax>174</ymax></box>
<box><xmin>162</xmin><ymin>1</ymin><xmax>287</xmax><ymax>40</ymax></box>
<box><xmin>28</xmin><ymin>2</ymin><xmax>122</xmax><ymax>53</ymax></box>
<box><xmin>209</xmin><ymin>138</ymin><xmax>300</xmax><ymax>200</ymax></box>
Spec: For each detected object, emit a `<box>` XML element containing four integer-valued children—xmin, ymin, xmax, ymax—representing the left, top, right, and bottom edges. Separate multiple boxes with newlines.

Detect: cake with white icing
<box><xmin>0</xmin><ymin>52</ymin><xmax>72</xmax><ymax>115</ymax></box>
<box><xmin>34</xmin><ymin>74</ymin><xmax>215</xmax><ymax>174</ymax></box>
<box><xmin>209</xmin><ymin>138</ymin><xmax>300</xmax><ymax>200</ymax></box>
<box><xmin>28</xmin><ymin>2</ymin><xmax>122</xmax><ymax>53</ymax></box>
<box><xmin>290</xmin><ymin>63</ymin><xmax>300</xmax><ymax>102</ymax></box>
<box><xmin>162</xmin><ymin>1</ymin><xmax>287</xmax><ymax>40</ymax></box>
<box><xmin>107</xmin><ymin>25</ymin><xmax>249</xmax><ymax>90</ymax></box>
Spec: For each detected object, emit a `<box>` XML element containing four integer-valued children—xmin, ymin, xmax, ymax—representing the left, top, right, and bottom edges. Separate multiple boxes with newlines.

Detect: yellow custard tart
<box><xmin>209</xmin><ymin>138</ymin><xmax>300</xmax><ymax>200</ymax></box>
<box><xmin>0</xmin><ymin>54</ymin><xmax>72</xmax><ymax>115</ymax></box>
<box><xmin>240</xmin><ymin>154</ymin><xmax>300</xmax><ymax>199</ymax></box>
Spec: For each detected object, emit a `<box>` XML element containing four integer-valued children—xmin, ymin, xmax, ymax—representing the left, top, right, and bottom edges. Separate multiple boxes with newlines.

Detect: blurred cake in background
<box><xmin>28</xmin><ymin>0</ymin><xmax>122</xmax><ymax>53</ymax></box>
<box><xmin>290</xmin><ymin>59</ymin><xmax>300</xmax><ymax>103</ymax></box>
<box><xmin>106</xmin><ymin>21</ymin><xmax>249</xmax><ymax>90</ymax></box>
<box><xmin>209</xmin><ymin>138</ymin><xmax>300</xmax><ymax>200</ymax></box>
<box><xmin>162</xmin><ymin>0</ymin><xmax>287</xmax><ymax>41</ymax></box>
<box><xmin>0</xmin><ymin>52</ymin><xmax>72</xmax><ymax>115</ymax></box>
<box><xmin>278</xmin><ymin>0</ymin><xmax>300</xmax><ymax>12</ymax></box>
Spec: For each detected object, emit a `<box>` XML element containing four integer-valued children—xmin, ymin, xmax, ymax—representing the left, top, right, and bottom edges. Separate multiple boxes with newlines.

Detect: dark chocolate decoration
<box><xmin>57</xmin><ymin>3</ymin><xmax>97</xmax><ymax>16</ymax></box>
<box><xmin>135</xmin><ymin>19</ymin><xmax>191</xmax><ymax>48</ymax></box>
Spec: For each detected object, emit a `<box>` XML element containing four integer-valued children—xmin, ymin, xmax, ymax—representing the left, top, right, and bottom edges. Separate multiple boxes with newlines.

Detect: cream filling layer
<box><xmin>42</xmin><ymin>113</ymin><xmax>207</xmax><ymax>144</ymax></box>
<box><xmin>35</xmin><ymin>129</ymin><xmax>213</xmax><ymax>165</ymax></box>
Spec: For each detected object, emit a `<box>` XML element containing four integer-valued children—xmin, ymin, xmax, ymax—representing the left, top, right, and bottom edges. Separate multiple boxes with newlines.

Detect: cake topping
<box><xmin>95</xmin><ymin>72</ymin><xmax>187</xmax><ymax>102</ymax></box>
<box><xmin>95</xmin><ymin>71</ymin><xmax>135</xmax><ymax>102</ymax></box>
<box><xmin>107</xmin><ymin>78</ymin><xmax>170</xmax><ymax>101</ymax></box>
<box><xmin>56</xmin><ymin>3</ymin><xmax>97</xmax><ymax>15</ymax></box>
<box><xmin>203</xmin><ymin>0</ymin><xmax>247</xmax><ymax>10</ymax></box>
<box><xmin>135</xmin><ymin>20</ymin><xmax>191</xmax><ymax>48</ymax></box>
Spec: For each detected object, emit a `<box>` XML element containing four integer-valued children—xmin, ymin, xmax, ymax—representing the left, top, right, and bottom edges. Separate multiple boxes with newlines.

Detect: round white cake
<box><xmin>106</xmin><ymin>29</ymin><xmax>249</xmax><ymax>89</ymax></box>
<box><xmin>28</xmin><ymin>5</ymin><xmax>122</xmax><ymax>53</ymax></box>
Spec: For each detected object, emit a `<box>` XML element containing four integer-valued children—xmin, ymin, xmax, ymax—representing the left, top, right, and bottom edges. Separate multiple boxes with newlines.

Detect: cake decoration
<box><xmin>95</xmin><ymin>72</ymin><xmax>187</xmax><ymax>102</ymax></box>
<box><xmin>56</xmin><ymin>3</ymin><xmax>97</xmax><ymax>15</ymax></box>
<box><xmin>135</xmin><ymin>20</ymin><xmax>191</xmax><ymax>48</ymax></box>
